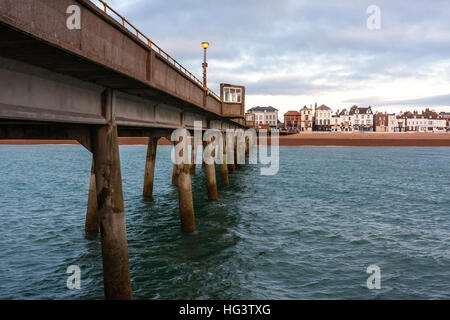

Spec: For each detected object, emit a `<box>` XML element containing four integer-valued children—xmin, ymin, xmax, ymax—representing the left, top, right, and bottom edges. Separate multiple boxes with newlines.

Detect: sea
<box><xmin>0</xmin><ymin>145</ymin><xmax>449</xmax><ymax>299</ymax></box>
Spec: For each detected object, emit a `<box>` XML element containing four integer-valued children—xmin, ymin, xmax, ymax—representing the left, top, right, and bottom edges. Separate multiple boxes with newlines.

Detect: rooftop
<box><xmin>284</xmin><ymin>111</ymin><xmax>301</xmax><ymax>116</ymax></box>
<box><xmin>317</xmin><ymin>104</ymin><xmax>332</xmax><ymax>111</ymax></box>
<box><xmin>248</xmin><ymin>106</ymin><xmax>279</xmax><ymax>113</ymax></box>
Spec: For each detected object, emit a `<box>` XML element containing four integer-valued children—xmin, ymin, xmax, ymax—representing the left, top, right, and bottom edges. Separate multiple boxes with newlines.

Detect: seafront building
<box><xmin>284</xmin><ymin>111</ymin><xmax>301</xmax><ymax>132</ymax></box>
<box><xmin>300</xmin><ymin>105</ymin><xmax>313</xmax><ymax>131</ymax></box>
<box><xmin>406</xmin><ymin>116</ymin><xmax>446</xmax><ymax>132</ymax></box>
<box><xmin>276</xmin><ymin>105</ymin><xmax>450</xmax><ymax>133</ymax></box>
<box><xmin>395</xmin><ymin>114</ymin><xmax>407</xmax><ymax>132</ymax></box>
<box><xmin>247</xmin><ymin>106</ymin><xmax>278</xmax><ymax>130</ymax></box>
<box><xmin>375</xmin><ymin>112</ymin><xmax>397</xmax><ymax>132</ymax></box>
<box><xmin>331</xmin><ymin>109</ymin><xmax>352</xmax><ymax>132</ymax></box>
<box><xmin>314</xmin><ymin>104</ymin><xmax>333</xmax><ymax>131</ymax></box>
<box><xmin>349</xmin><ymin>105</ymin><xmax>374</xmax><ymax>132</ymax></box>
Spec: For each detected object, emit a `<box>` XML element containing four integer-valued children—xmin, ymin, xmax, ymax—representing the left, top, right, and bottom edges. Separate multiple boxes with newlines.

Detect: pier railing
<box><xmin>93</xmin><ymin>0</ymin><xmax>221</xmax><ymax>102</ymax></box>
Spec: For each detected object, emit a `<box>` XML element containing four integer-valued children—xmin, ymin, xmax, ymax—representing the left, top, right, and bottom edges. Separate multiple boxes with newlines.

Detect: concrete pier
<box><xmin>221</xmin><ymin>132</ymin><xmax>229</xmax><ymax>185</ymax></box>
<box><xmin>85</xmin><ymin>159</ymin><xmax>99</xmax><ymax>232</ymax></box>
<box><xmin>143</xmin><ymin>137</ymin><xmax>158</xmax><ymax>198</ymax></box>
<box><xmin>204</xmin><ymin>139</ymin><xmax>218</xmax><ymax>201</ymax></box>
<box><xmin>92</xmin><ymin>124</ymin><xmax>132</xmax><ymax>300</ymax></box>
<box><xmin>0</xmin><ymin>1</ymin><xmax>249</xmax><ymax>299</ymax></box>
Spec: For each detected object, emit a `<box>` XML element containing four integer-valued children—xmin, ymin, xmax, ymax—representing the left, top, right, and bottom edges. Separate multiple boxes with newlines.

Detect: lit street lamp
<box><xmin>201</xmin><ymin>42</ymin><xmax>209</xmax><ymax>90</ymax></box>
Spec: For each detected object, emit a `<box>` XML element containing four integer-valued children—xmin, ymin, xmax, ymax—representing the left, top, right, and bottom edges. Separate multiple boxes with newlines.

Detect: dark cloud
<box><xmin>345</xmin><ymin>94</ymin><xmax>450</xmax><ymax>107</ymax></box>
<box><xmin>101</xmin><ymin>0</ymin><xmax>450</xmax><ymax>104</ymax></box>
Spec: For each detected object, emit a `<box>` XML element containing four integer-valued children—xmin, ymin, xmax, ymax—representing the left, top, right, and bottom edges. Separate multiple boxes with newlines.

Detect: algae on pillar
<box><xmin>204</xmin><ymin>139</ymin><xmax>218</xmax><ymax>201</ymax></box>
<box><xmin>202</xmin><ymin>140</ymin><xmax>207</xmax><ymax>169</ymax></box>
<box><xmin>172</xmin><ymin>164</ymin><xmax>178</xmax><ymax>185</ymax></box>
<box><xmin>220</xmin><ymin>132</ymin><xmax>229</xmax><ymax>185</ymax></box>
<box><xmin>85</xmin><ymin>159</ymin><xmax>99</xmax><ymax>232</ymax></box>
<box><xmin>190</xmin><ymin>137</ymin><xmax>197</xmax><ymax>175</ymax></box>
<box><xmin>173</xmin><ymin>136</ymin><xmax>196</xmax><ymax>232</ymax></box>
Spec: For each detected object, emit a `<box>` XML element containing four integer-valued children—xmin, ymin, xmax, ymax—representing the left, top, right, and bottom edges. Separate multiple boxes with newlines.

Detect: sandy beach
<box><xmin>1</xmin><ymin>133</ymin><xmax>450</xmax><ymax>147</ymax></box>
<box><xmin>277</xmin><ymin>132</ymin><xmax>450</xmax><ymax>147</ymax></box>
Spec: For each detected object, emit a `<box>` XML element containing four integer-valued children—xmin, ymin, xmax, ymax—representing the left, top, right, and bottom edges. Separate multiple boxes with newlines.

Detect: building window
<box><xmin>223</xmin><ymin>87</ymin><xmax>242</xmax><ymax>103</ymax></box>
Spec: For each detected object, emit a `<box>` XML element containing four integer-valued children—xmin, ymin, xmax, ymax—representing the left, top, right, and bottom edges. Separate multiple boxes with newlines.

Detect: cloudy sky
<box><xmin>97</xmin><ymin>0</ymin><xmax>450</xmax><ymax>118</ymax></box>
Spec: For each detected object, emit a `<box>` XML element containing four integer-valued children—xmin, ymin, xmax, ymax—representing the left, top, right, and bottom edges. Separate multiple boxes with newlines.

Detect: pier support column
<box><xmin>92</xmin><ymin>124</ymin><xmax>132</xmax><ymax>300</ymax></box>
<box><xmin>143</xmin><ymin>137</ymin><xmax>158</xmax><ymax>198</ymax></box>
<box><xmin>202</xmin><ymin>140</ymin><xmax>206</xmax><ymax>170</ymax></box>
<box><xmin>204</xmin><ymin>139</ymin><xmax>218</xmax><ymax>201</ymax></box>
<box><xmin>190</xmin><ymin>138</ymin><xmax>197</xmax><ymax>175</ymax></box>
<box><xmin>85</xmin><ymin>159</ymin><xmax>99</xmax><ymax>232</ymax></box>
<box><xmin>221</xmin><ymin>132</ymin><xmax>229</xmax><ymax>185</ymax></box>
<box><xmin>172</xmin><ymin>140</ymin><xmax>178</xmax><ymax>185</ymax></box>
<box><xmin>245</xmin><ymin>136</ymin><xmax>249</xmax><ymax>158</ymax></box>
<box><xmin>234</xmin><ymin>136</ymin><xmax>241</xmax><ymax>170</ymax></box>
<box><xmin>175</xmin><ymin>141</ymin><xmax>196</xmax><ymax>233</ymax></box>
<box><xmin>228</xmin><ymin>135</ymin><xmax>236</xmax><ymax>174</ymax></box>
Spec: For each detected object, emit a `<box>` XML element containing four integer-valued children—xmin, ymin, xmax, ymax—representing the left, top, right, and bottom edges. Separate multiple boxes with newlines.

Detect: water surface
<box><xmin>0</xmin><ymin>145</ymin><xmax>449</xmax><ymax>299</ymax></box>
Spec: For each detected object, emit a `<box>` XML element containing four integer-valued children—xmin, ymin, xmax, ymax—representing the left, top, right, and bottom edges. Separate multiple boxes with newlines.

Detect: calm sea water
<box><xmin>0</xmin><ymin>145</ymin><xmax>449</xmax><ymax>300</ymax></box>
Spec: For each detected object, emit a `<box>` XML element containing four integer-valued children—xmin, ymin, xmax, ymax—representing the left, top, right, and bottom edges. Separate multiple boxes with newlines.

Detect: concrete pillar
<box><xmin>221</xmin><ymin>132</ymin><xmax>229</xmax><ymax>185</ymax></box>
<box><xmin>175</xmin><ymin>144</ymin><xmax>196</xmax><ymax>233</ymax></box>
<box><xmin>92</xmin><ymin>124</ymin><xmax>132</xmax><ymax>300</ymax></box>
<box><xmin>204</xmin><ymin>139</ymin><xmax>218</xmax><ymax>201</ymax></box>
<box><xmin>85</xmin><ymin>159</ymin><xmax>99</xmax><ymax>232</ymax></box>
<box><xmin>228</xmin><ymin>136</ymin><xmax>236</xmax><ymax>174</ymax></box>
<box><xmin>235</xmin><ymin>136</ymin><xmax>241</xmax><ymax>170</ymax></box>
<box><xmin>190</xmin><ymin>138</ymin><xmax>197</xmax><ymax>175</ymax></box>
<box><xmin>143</xmin><ymin>137</ymin><xmax>158</xmax><ymax>198</ymax></box>
<box><xmin>202</xmin><ymin>140</ymin><xmax>206</xmax><ymax>169</ymax></box>
<box><xmin>245</xmin><ymin>136</ymin><xmax>249</xmax><ymax>158</ymax></box>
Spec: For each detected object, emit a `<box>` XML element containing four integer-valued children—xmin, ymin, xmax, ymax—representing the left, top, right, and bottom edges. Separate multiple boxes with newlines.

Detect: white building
<box><xmin>349</xmin><ymin>105</ymin><xmax>374</xmax><ymax>132</ymax></box>
<box><xmin>247</xmin><ymin>106</ymin><xmax>278</xmax><ymax>128</ymax></box>
<box><xmin>407</xmin><ymin>117</ymin><xmax>447</xmax><ymax>132</ymax></box>
<box><xmin>314</xmin><ymin>104</ymin><xmax>333</xmax><ymax>131</ymax></box>
<box><xmin>300</xmin><ymin>105</ymin><xmax>313</xmax><ymax>131</ymax></box>
<box><xmin>331</xmin><ymin>109</ymin><xmax>353</xmax><ymax>132</ymax></box>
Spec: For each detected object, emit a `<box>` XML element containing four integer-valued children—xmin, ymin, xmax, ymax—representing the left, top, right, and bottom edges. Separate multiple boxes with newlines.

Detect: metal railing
<box><xmin>93</xmin><ymin>0</ymin><xmax>221</xmax><ymax>102</ymax></box>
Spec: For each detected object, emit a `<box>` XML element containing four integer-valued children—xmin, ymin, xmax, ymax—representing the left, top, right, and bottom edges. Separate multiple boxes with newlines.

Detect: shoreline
<box><xmin>276</xmin><ymin>132</ymin><xmax>450</xmax><ymax>147</ymax></box>
<box><xmin>1</xmin><ymin>133</ymin><xmax>450</xmax><ymax>147</ymax></box>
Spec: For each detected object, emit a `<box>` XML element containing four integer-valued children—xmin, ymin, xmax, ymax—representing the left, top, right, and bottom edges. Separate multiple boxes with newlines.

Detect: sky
<box><xmin>96</xmin><ymin>0</ymin><xmax>450</xmax><ymax>119</ymax></box>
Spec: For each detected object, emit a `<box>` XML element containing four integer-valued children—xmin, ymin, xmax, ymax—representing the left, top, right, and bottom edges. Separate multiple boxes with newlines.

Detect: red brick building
<box><xmin>284</xmin><ymin>111</ymin><xmax>301</xmax><ymax>132</ymax></box>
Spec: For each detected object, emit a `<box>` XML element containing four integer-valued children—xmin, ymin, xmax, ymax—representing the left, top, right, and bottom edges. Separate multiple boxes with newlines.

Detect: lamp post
<box><xmin>201</xmin><ymin>42</ymin><xmax>209</xmax><ymax>90</ymax></box>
